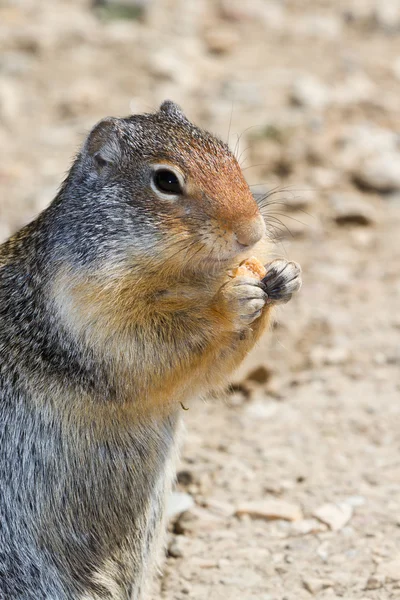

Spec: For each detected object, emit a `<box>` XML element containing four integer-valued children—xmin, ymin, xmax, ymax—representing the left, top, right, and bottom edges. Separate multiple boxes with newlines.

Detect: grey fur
<box><xmin>0</xmin><ymin>101</ymin><xmax>276</xmax><ymax>599</ymax></box>
<box><xmin>0</xmin><ymin>102</ymin><xmax>207</xmax><ymax>600</ymax></box>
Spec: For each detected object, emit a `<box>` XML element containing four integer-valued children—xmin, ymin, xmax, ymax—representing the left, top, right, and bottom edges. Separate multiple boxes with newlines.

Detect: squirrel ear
<box><xmin>159</xmin><ymin>100</ymin><xmax>189</xmax><ymax>123</ymax></box>
<box><xmin>84</xmin><ymin>118</ymin><xmax>121</xmax><ymax>172</ymax></box>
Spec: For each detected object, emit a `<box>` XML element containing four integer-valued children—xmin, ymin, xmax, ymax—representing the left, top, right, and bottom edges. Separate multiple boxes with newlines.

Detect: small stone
<box><xmin>333</xmin><ymin>73</ymin><xmax>375</xmax><ymax>105</ymax></box>
<box><xmin>393</xmin><ymin>56</ymin><xmax>400</xmax><ymax>82</ymax></box>
<box><xmin>174</xmin><ymin>506</ymin><xmax>225</xmax><ymax>534</ymax></box>
<box><xmin>176</xmin><ymin>470</ymin><xmax>194</xmax><ymax>486</ymax></box>
<box><xmin>282</xmin><ymin>189</ymin><xmax>317</xmax><ymax>211</ymax></box>
<box><xmin>365</xmin><ymin>575</ymin><xmax>385</xmax><ymax>590</ymax></box>
<box><xmin>246</xmin><ymin>365</ymin><xmax>272</xmax><ymax>384</ymax></box>
<box><xmin>345</xmin><ymin>495</ymin><xmax>366</xmax><ymax>507</ymax></box>
<box><xmin>310</xmin><ymin>345</ymin><xmax>350</xmax><ymax>367</ymax></box>
<box><xmin>313</xmin><ymin>502</ymin><xmax>353</xmax><ymax>531</ymax></box>
<box><xmin>374</xmin><ymin>2</ymin><xmax>400</xmax><ymax>33</ymax></box>
<box><xmin>0</xmin><ymin>79</ymin><xmax>19</xmax><ymax>123</ymax></box>
<box><xmin>290</xmin><ymin>518</ymin><xmax>328</xmax><ymax>536</ymax></box>
<box><xmin>168</xmin><ymin>536</ymin><xmax>186</xmax><ymax>558</ymax></box>
<box><xmin>353</xmin><ymin>153</ymin><xmax>400</xmax><ymax>193</ymax></box>
<box><xmin>245</xmin><ymin>401</ymin><xmax>278</xmax><ymax>420</ymax></box>
<box><xmin>204</xmin><ymin>498</ymin><xmax>235</xmax><ymax>517</ymax></box>
<box><xmin>235</xmin><ymin>500</ymin><xmax>303</xmax><ymax>522</ymax></box>
<box><xmin>94</xmin><ymin>0</ymin><xmax>148</xmax><ymax>20</ymax></box>
<box><xmin>330</xmin><ymin>194</ymin><xmax>376</xmax><ymax>226</ymax></box>
<box><xmin>376</xmin><ymin>556</ymin><xmax>400</xmax><ymax>581</ymax></box>
<box><xmin>166</xmin><ymin>492</ymin><xmax>194</xmax><ymax>520</ymax></box>
<box><xmin>303</xmin><ymin>577</ymin><xmax>333</xmax><ymax>595</ymax></box>
<box><xmin>293</xmin><ymin>14</ymin><xmax>341</xmax><ymax>39</ymax></box>
<box><xmin>290</xmin><ymin>76</ymin><xmax>330</xmax><ymax>110</ymax></box>
<box><xmin>204</xmin><ymin>27</ymin><xmax>239</xmax><ymax>54</ymax></box>
<box><xmin>310</xmin><ymin>167</ymin><xmax>340</xmax><ymax>190</ymax></box>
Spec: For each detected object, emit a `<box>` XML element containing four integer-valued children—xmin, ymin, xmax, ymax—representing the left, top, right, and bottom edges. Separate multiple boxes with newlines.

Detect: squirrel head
<box><xmin>60</xmin><ymin>101</ymin><xmax>266</xmax><ymax>277</ymax></box>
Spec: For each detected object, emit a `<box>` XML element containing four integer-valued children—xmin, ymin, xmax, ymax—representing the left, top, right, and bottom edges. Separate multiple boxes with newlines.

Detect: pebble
<box><xmin>168</xmin><ymin>536</ymin><xmax>186</xmax><ymax>558</ymax></box>
<box><xmin>174</xmin><ymin>506</ymin><xmax>226</xmax><ymax>534</ymax></box>
<box><xmin>310</xmin><ymin>345</ymin><xmax>350</xmax><ymax>367</ymax></box>
<box><xmin>376</xmin><ymin>555</ymin><xmax>400</xmax><ymax>581</ymax></box>
<box><xmin>290</xmin><ymin>518</ymin><xmax>328</xmax><ymax>536</ymax></box>
<box><xmin>329</xmin><ymin>193</ymin><xmax>377</xmax><ymax>226</ymax></box>
<box><xmin>353</xmin><ymin>153</ymin><xmax>400</xmax><ymax>193</ymax></box>
<box><xmin>204</xmin><ymin>497</ymin><xmax>235</xmax><ymax>517</ymax></box>
<box><xmin>313</xmin><ymin>502</ymin><xmax>353</xmax><ymax>531</ymax></box>
<box><xmin>290</xmin><ymin>75</ymin><xmax>331</xmax><ymax>110</ymax></box>
<box><xmin>235</xmin><ymin>500</ymin><xmax>303</xmax><ymax>522</ymax></box>
<box><xmin>302</xmin><ymin>577</ymin><xmax>333</xmax><ymax>595</ymax></box>
<box><xmin>166</xmin><ymin>492</ymin><xmax>194</xmax><ymax>520</ymax></box>
<box><xmin>282</xmin><ymin>188</ymin><xmax>317</xmax><ymax>211</ymax></box>
<box><xmin>333</xmin><ymin>73</ymin><xmax>375</xmax><ymax>105</ymax></box>
<box><xmin>245</xmin><ymin>365</ymin><xmax>272</xmax><ymax>385</ymax></box>
<box><xmin>245</xmin><ymin>401</ymin><xmax>278</xmax><ymax>420</ymax></box>
<box><xmin>374</xmin><ymin>1</ymin><xmax>400</xmax><ymax>33</ymax></box>
<box><xmin>204</xmin><ymin>27</ymin><xmax>239</xmax><ymax>54</ymax></box>
<box><xmin>0</xmin><ymin>79</ymin><xmax>19</xmax><ymax>123</ymax></box>
<box><xmin>293</xmin><ymin>14</ymin><xmax>342</xmax><ymax>39</ymax></box>
<box><xmin>345</xmin><ymin>495</ymin><xmax>366</xmax><ymax>507</ymax></box>
<box><xmin>393</xmin><ymin>56</ymin><xmax>400</xmax><ymax>82</ymax></box>
<box><xmin>310</xmin><ymin>167</ymin><xmax>340</xmax><ymax>190</ymax></box>
<box><xmin>365</xmin><ymin>575</ymin><xmax>385</xmax><ymax>590</ymax></box>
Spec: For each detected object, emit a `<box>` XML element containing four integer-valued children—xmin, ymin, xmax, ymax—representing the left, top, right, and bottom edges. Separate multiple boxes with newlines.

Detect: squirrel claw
<box><xmin>261</xmin><ymin>259</ymin><xmax>302</xmax><ymax>305</ymax></box>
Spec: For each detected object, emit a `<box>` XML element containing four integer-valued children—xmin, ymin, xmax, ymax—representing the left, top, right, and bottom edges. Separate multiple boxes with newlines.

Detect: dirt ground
<box><xmin>1</xmin><ymin>1</ymin><xmax>400</xmax><ymax>598</ymax></box>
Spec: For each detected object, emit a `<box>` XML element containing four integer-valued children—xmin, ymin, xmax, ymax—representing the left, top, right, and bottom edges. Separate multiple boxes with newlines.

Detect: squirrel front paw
<box><xmin>221</xmin><ymin>275</ymin><xmax>268</xmax><ymax>326</ymax></box>
<box><xmin>261</xmin><ymin>259</ymin><xmax>302</xmax><ymax>305</ymax></box>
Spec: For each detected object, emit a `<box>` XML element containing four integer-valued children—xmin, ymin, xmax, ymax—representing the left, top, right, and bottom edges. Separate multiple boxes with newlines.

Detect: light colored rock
<box><xmin>337</xmin><ymin>125</ymin><xmax>399</xmax><ymax>171</ymax></box>
<box><xmin>374</xmin><ymin>1</ymin><xmax>400</xmax><ymax>32</ymax></box>
<box><xmin>235</xmin><ymin>500</ymin><xmax>303</xmax><ymax>522</ymax></box>
<box><xmin>333</xmin><ymin>73</ymin><xmax>375</xmax><ymax>105</ymax></box>
<box><xmin>204</xmin><ymin>27</ymin><xmax>239</xmax><ymax>54</ymax></box>
<box><xmin>204</xmin><ymin>497</ymin><xmax>235</xmax><ymax>517</ymax></box>
<box><xmin>329</xmin><ymin>193</ymin><xmax>377</xmax><ymax>226</ymax></box>
<box><xmin>245</xmin><ymin>401</ymin><xmax>278</xmax><ymax>420</ymax></box>
<box><xmin>290</xmin><ymin>518</ymin><xmax>328</xmax><ymax>536</ymax></box>
<box><xmin>293</xmin><ymin>14</ymin><xmax>342</xmax><ymax>39</ymax></box>
<box><xmin>310</xmin><ymin>345</ymin><xmax>350</xmax><ymax>367</ymax></box>
<box><xmin>393</xmin><ymin>56</ymin><xmax>400</xmax><ymax>82</ymax></box>
<box><xmin>166</xmin><ymin>491</ymin><xmax>194</xmax><ymax>519</ymax></box>
<box><xmin>174</xmin><ymin>505</ymin><xmax>226</xmax><ymax>533</ymax></box>
<box><xmin>148</xmin><ymin>51</ymin><xmax>196</xmax><ymax>89</ymax></box>
<box><xmin>282</xmin><ymin>189</ymin><xmax>317</xmax><ymax>211</ymax></box>
<box><xmin>353</xmin><ymin>153</ymin><xmax>400</xmax><ymax>192</ymax></box>
<box><xmin>310</xmin><ymin>167</ymin><xmax>340</xmax><ymax>190</ymax></box>
<box><xmin>290</xmin><ymin>76</ymin><xmax>331</xmax><ymax>110</ymax></box>
<box><xmin>365</xmin><ymin>575</ymin><xmax>385</xmax><ymax>590</ymax></box>
<box><xmin>376</xmin><ymin>555</ymin><xmax>400</xmax><ymax>581</ymax></box>
<box><xmin>168</xmin><ymin>535</ymin><xmax>187</xmax><ymax>558</ymax></box>
<box><xmin>0</xmin><ymin>79</ymin><xmax>19</xmax><ymax>123</ymax></box>
<box><xmin>345</xmin><ymin>495</ymin><xmax>366</xmax><ymax>507</ymax></box>
<box><xmin>313</xmin><ymin>502</ymin><xmax>353</xmax><ymax>531</ymax></box>
<box><xmin>303</xmin><ymin>577</ymin><xmax>333</xmax><ymax>595</ymax></box>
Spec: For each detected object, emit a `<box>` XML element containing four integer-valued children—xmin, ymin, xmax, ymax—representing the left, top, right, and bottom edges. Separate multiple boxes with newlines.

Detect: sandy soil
<box><xmin>1</xmin><ymin>1</ymin><xmax>399</xmax><ymax>598</ymax></box>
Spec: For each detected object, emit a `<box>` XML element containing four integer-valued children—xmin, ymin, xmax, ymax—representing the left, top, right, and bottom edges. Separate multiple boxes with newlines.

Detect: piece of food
<box><xmin>232</xmin><ymin>256</ymin><xmax>267</xmax><ymax>280</ymax></box>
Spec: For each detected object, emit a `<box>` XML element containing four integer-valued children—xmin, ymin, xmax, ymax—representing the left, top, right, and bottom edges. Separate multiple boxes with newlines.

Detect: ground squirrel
<box><xmin>0</xmin><ymin>101</ymin><xmax>301</xmax><ymax>599</ymax></box>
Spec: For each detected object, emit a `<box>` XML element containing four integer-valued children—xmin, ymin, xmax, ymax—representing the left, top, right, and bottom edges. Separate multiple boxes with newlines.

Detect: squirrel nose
<box><xmin>234</xmin><ymin>215</ymin><xmax>266</xmax><ymax>248</ymax></box>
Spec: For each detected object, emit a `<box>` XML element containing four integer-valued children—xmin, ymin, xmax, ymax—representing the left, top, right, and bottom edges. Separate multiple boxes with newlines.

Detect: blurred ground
<box><xmin>1</xmin><ymin>1</ymin><xmax>400</xmax><ymax>599</ymax></box>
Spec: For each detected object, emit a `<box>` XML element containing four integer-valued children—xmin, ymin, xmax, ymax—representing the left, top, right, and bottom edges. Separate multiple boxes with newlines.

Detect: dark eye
<box><xmin>152</xmin><ymin>169</ymin><xmax>183</xmax><ymax>195</ymax></box>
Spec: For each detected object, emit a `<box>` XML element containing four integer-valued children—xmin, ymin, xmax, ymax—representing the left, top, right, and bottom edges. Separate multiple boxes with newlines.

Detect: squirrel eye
<box><xmin>152</xmin><ymin>169</ymin><xmax>183</xmax><ymax>195</ymax></box>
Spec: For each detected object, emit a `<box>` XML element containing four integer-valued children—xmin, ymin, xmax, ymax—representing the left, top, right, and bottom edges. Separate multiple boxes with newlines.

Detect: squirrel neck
<box><xmin>0</xmin><ymin>201</ymin><xmax>227</xmax><ymax>424</ymax></box>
